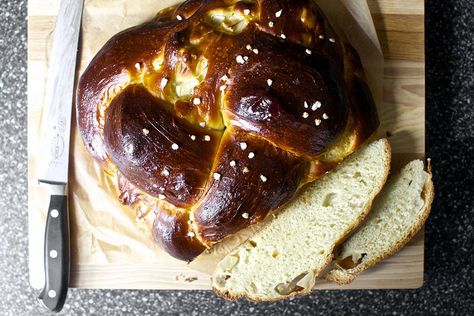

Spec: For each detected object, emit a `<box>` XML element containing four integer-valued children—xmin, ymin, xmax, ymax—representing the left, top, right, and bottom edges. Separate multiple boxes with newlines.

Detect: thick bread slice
<box><xmin>325</xmin><ymin>159</ymin><xmax>434</xmax><ymax>284</ymax></box>
<box><xmin>212</xmin><ymin>139</ymin><xmax>391</xmax><ymax>301</ymax></box>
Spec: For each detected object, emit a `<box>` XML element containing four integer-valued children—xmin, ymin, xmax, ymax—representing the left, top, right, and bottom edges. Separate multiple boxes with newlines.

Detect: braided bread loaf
<box><xmin>76</xmin><ymin>0</ymin><xmax>379</xmax><ymax>261</ymax></box>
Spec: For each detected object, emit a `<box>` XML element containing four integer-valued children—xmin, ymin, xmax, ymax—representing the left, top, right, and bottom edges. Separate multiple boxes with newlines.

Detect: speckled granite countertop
<box><xmin>1</xmin><ymin>0</ymin><xmax>473</xmax><ymax>315</ymax></box>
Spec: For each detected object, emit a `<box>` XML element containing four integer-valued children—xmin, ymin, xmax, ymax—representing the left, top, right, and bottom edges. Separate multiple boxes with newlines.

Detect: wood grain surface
<box><xmin>28</xmin><ymin>0</ymin><xmax>426</xmax><ymax>290</ymax></box>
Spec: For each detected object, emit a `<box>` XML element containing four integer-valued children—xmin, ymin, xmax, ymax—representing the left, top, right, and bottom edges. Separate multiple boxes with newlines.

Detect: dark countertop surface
<box><xmin>1</xmin><ymin>0</ymin><xmax>473</xmax><ymax>315</ymax></box>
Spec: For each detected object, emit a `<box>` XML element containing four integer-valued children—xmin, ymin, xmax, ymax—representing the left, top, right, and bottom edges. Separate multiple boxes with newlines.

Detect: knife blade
<box><xmin>37</xmin><ymin>0</ymin><xmax>84</xmax><ymax>312</ymax></box>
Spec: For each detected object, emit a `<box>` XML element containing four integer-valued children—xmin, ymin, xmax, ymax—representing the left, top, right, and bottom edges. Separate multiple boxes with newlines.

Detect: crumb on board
<box><xmin>185</xmin><ymin>276</ymin><xmax>198</xmax><ymax>282</ymax></box>
<box><xmin>175</xmin><ymin>273</ymin><xmax>198</xmax><ymax>282</ymax></box>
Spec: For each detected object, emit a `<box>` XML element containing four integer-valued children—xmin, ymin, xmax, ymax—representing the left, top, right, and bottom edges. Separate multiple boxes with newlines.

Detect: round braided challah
<box><xmin>77</xmin><ymin>0</ymin><xmax>379</xmax><ymax>261</ymax></box>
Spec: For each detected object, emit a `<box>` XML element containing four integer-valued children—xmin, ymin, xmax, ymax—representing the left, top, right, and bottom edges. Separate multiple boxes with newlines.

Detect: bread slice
<box><xmin>212</xmin><ymin>139</ymin><xmax>391</xmax><ymax>301</ymax></box>
<box><xmin>325</xmin><ymin>159</ymin><xmax>434</xmax><ymax>284</ymax></box>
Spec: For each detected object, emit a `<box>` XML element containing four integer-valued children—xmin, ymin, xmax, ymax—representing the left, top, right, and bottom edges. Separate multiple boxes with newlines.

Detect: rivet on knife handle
<box><xmin>38</xmin><ymin>195</ymin><xmax>70</xmax><ymax>312</ymax></box>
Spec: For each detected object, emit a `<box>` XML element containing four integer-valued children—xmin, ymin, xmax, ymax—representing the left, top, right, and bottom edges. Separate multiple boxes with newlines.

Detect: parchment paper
<box><xmin>29</xmin><ymin>0</ymin><xmax>383</xmax><ymax>288</ymax></box>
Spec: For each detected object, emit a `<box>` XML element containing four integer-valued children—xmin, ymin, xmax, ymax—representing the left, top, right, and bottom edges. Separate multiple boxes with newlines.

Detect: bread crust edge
<box><xmin>212</xmin><ymin>138</ymin><xmax>392</xmax><ymax>301</ymax></box>
<box><xmin>324</xmin><ymin>161</ymin><xmax>435</xmax><ymax>285</ymax></box>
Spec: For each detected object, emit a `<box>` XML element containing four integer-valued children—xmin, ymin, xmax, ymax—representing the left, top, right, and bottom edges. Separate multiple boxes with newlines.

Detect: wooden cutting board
<box><xmin>28</xmin><ymin>0</ymin><xmax>425</xmax><ymax>289</ymax></box>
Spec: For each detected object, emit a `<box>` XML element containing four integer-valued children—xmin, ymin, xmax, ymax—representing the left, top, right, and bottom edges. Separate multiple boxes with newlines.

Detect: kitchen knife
<box><xmin>37</xmin><ymin>0</ymin><xmax>84</xmax><ymax>312</ymax></box>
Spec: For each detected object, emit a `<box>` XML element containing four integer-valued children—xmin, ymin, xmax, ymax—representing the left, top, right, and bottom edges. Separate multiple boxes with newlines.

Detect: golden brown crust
<box><xmin>222</xmin><ymin>30</ymin><xmax>349</xmax><ymax>159</ymax></box>
<box><xmin>77</xmin><ymin>21</ymin><xmax>177</xmax><ymax>163</ymax></box>
<box><xmin>76</xmin><ymin>0</ymin><xmax>379</xmax><ymax>260</ymax></box>
<box><xmin>193</xmin><ymin>128</ymin><xmax>308</xmax><ymax>243</ymax></box>
<box><xmin>152</xmin><ymin>203</ymin><xmax>206</xmax><ymax>262</ymax></box>
<box><xmin>325</xmin><ymin>161</ymin><xmax>435</xmax><ymax>285</ymax></box>
<box><xmin>104</xmin><ymin>84</ymin><xmax>221</xmax><ymax>208</ymax></box>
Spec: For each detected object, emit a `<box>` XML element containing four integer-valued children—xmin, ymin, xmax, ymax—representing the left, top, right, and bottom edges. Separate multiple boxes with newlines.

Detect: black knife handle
<box><xmin>38</xmin><ymin>195</ymin><xmax>70</xmax><ymax>312</ymax></box>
